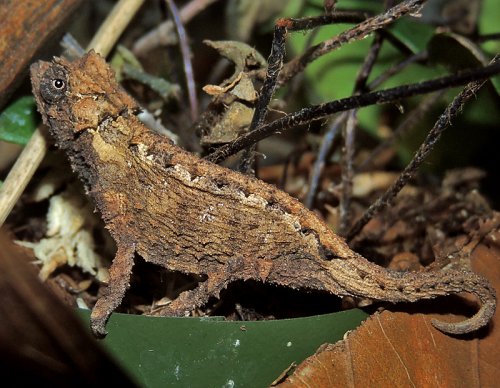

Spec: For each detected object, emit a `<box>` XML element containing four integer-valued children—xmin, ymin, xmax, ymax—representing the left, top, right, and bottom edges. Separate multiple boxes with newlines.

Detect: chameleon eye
<box><xmin>52</xmin><ymin>79</ymin><xmax>65</xmax><ymax>89</ymax></box>
<box><xmin>40</xmin><ymin>65</ymin><xmax>68</xmax><ymax>103</ymax></box>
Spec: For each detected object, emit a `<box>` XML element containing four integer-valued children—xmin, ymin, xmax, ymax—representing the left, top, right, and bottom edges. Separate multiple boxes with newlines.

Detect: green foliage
<box><xmin>279</xmin><ymin>0</ymin><xmax>499</xmax><ymax>167</ymax></box>
<box><xmin>110</xmin><ymin>46</ymin><xmax>180</xmax><ymax>102</ymax></box>
<box><xmin>480</xmin><ymin>0</ymin><xmax>500</xmax><ymax>92</ymax></box>
<box><xmin>481</xmin><ymin>0</ymin><xmax>500</xmax><ymax>53</ymax></box>
<box><xmin>283</xmin><ymin>1</ymin><xmax>442</xmax><ymax>136</ymax></box>
<box><xmin>77</xmin><ymin>308</ymin><xmax>368</xmax><ymax>387</ymax></box>
<box><xmin>0</xmin><ymin>96</ymin><xmax>38</xmax><ymax>145</ymax></box>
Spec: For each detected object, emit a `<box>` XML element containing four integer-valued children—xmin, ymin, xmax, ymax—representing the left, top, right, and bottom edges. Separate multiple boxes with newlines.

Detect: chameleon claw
<box><xmin>90</xmin><ymin>309</ymin><xmax>109</xmax><ymax>339</ymax></box>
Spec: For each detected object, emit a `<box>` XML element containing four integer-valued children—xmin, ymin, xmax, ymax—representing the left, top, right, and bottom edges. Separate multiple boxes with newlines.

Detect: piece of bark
<box><xmin>0</xmin><ymin>0</ymin><xmax>83</xmax><ymax>110</ymax></box>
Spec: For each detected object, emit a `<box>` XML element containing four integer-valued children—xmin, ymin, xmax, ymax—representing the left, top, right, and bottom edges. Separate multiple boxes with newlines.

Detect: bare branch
<box><xmin>165</xmin><ymin>0</ymin><xmax>198</xmax><ymax>122</ymax></box>
<box><xmin>278</xmin><ymin>0</ymin><xmax>426</xmax><ymax>85</ymax></box>
<box><xmin>357</xmin><ymin>91</ymin><xmax>444</xmax><ymax>172</ymax></box>
<box><xmin>340</xmin><ymin>32</ymin><xmax>384</xmax><ymax>233</ymax></box>
<box><xmin>346</xmin><ymin>56</ymin><xmax>500</xmax><ymax>242</ymax></box>
<box><xmin>133</xmin><ymin>0</ymin><xmax>220</xmax><ymax>56</ymax></box>
<box><xmin>206</xmin><ymin>62</ymin><xmax>500</xmax><ymax>164</ymax></box>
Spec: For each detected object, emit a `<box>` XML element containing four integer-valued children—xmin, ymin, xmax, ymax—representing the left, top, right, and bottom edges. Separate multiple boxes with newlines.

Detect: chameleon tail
<box><xmin>330</xmin><ymin>254</ymin><xmax>496</xmax><ymax>335</ymax></box>
<box><xmin>429</xmin><ymin>272</ymin><xmax>496</xmax><ymax>335</ymax></box>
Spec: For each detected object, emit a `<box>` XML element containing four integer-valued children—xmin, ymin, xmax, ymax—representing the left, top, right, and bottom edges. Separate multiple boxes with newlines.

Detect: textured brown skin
<box><xmin>31</xmin><ymin>51</ymin><xmax>496</xmax><ymax>338</ymax></box>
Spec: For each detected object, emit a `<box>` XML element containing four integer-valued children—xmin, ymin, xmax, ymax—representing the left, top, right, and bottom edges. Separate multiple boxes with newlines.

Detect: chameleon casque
<box><xmin>30</xmin><ymin>51</ymin><xmax>496</xmax><ymax>338</ymax></box>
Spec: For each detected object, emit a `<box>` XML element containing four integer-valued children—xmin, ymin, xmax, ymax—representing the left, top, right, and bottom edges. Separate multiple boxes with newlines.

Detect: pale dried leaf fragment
<box><xmin>30</xmin><ymin>168</ymin><xmax>72</xmax><ymax>202</ymax></box>
<box><xmin>203</xmin><ymin>72</ymin><xmax>244</xmax><ymax>96</ymax></box>
<box><xmin>200</xmin><ymin>41</ymin><xmax>265</xmax><ymax>145</ymax></box>
<box><xmin>351</xmin><ymin>171</ymin><xmax>399</xmax><ymax>198</ymax></box>
<box><xmin>17</xmin><ymin>186</ymin><xmax>107</xmax><ymax>281</ymax></box>
<box><xmin>203</xmin><ymin>39</ymin><xmax>267</xmax><ymax>82</ymax></box>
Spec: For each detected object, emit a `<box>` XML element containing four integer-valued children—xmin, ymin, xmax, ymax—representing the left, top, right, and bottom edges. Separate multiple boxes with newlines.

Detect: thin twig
<box><xmin>340</xmin><ymin>32</ymin><xmax>384</xmax><ymax>234</ymax></box>
<box><xmin>357</xmin><ymin>90</ymin><xmax>444</xmax><ymax>172</ymax></box>
<box><xmin>283</xmin><ymin>11</ymin><xmax>370</xmax><ymax>32</ymax></box>
<box><xmin>87</xmin><ymin>0</ymin><xmax>146</xmax><ymax>56</ymax></box>
<box><xmin>133</xmin><ymin>0</ymin><xmax>220</xmax><ymax>56</ymax></box>
<box><xmin>206</xmin><ymin>61</ymin><xmax>500</xmax><ymax>164</ymax></box>
<box><xmin>303</xmin><ymin>29</ymin><xmax>402</xmax><ymax>212</ymax></box>
<box><xmin>61</xmin><ymin>33</ymin><xmax>86</xmax><ymax>59</ymax></box>
<box><xmin>339</xmin><ymin>110</ymin><xmax>357</xmax><ymax>232</ymax></box>
<box><xmin>345</xmin><ymin>55</ymin><xmax>500</xmax><ymax>242</ymax></box>
<box><xmin>0</xmin><ymin>0</ymin><xmax>146</xmax><ymax>226</ymax></box>
<box><xmin>304</xmin><ymin>112</ymin><xmax>347</xmax><ymax>209</ymax></box>
<box><xmin>277</xmin><ymin>0</ymin><xmax>426</xmax><ymax>85</ymax></box>
<box><xmin>238</xmin><ymin>12</ymin><xmax>372</xmax><ymax>173</ymax></box>
<box><xmin>368</xmin><ymin>50</ymin><xmax>428</xmax><ymax>90</ymax></box>
<box><xmin>238</xmin><ymin>23</ymin><xmax>288</xmax><ymax>174</ymax></box>
<box><xmin>249</xmin><ymin>12</ymin><xmax>366</xmax><ymax>136</ymax></box>
<box><xmin>0</xmin><ymin>130</ymin><xmax>48</xmax><ymax>226</ymax></box>
<box><xmin>475</xmin><ymin>32</ymin><xmax>500</xmax><ymax>43</ymax></box>
<box><xmin>164</xmin><ymin>0</ymin><xmax>198</xmax><ymax>122</ymax></box>
<box><xmin>250</xmin><ymin>23</ymin><xmax>287</xmax><ymax>135</ymax></box>
<box><xmin>239</xmin><ymin>13</ymin><xmax>367</xmax><ymax>173</ymax></box>
<box><xmin>277</xmin><ymin>11</ymin><xmax>372</xmax><ymax>118</ymax></box>
<box><xmin>353</xmin><ymin>32</ymin><xmax>385</xmax><ymax>92</ymax></box>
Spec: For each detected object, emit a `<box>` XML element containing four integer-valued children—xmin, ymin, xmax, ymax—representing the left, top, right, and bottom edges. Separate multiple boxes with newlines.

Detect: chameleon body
<box><xmin>30</xmin><ymin>51</ymin><xmax>496</xmax><ymax>338</ymax></box>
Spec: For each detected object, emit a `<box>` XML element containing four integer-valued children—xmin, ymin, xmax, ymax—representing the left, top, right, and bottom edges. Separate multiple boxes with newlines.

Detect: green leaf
<box><xmin>77</xmin><ymin>308</ymin><xmax>367</xmax><ymax>387</ymax></box>
<box><xmin>479</xmin><ymin>0</ymin><xmax>500</xmax><ymax>54</ymax></box>
<box><xmin>0</xmin><ymin>96</ymin><xmax>39</xmax><ymax>145</ymax></box>
<box><xmin>388</xmin><ymin>18</ymin><xmax>435</xmax><ymax>54</ymax></box>
<box><xmin>110</xmin><ymin>45</ymin><xmax>180</xmax><ymax>102</ymax></box>
<box><xmin>122</xmin><ymin>64</ymin><xmax>180</xmax><ymax>102</ymax></box>
<box><xmin>110</xmin><ymin>45</ymin><xmax>143</xmax><ymax>82</ymax></box>
<box><xmin>428</xmin><ymin>33</ymin><xmax>490</xmax><ymax>72</ymax></box>
<box><xmin>284</xmin><ymin>4</ymin><xmax>440</xmax><ymax>136</ymax></box>
<box><xmin>428</xmin><ymin>32</ymin><xmax>500</xmax><ymax>96</ymax></box>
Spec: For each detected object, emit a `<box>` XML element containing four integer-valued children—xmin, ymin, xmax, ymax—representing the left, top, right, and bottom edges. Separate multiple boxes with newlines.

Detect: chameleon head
<box><xmin>30</xmin><ymin>50</ymin><xmax>139</xmax><ymax>147</ymax></box>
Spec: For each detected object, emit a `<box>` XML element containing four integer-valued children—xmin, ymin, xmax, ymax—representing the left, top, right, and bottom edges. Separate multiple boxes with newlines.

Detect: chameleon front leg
<box><xmin>91</xmin><ymin>241</ymin><xmax>136</xmax><ymax>338</ymax></box>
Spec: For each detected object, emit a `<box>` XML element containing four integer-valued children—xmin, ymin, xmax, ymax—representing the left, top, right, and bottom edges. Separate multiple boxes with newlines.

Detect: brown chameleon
<box><xmin>30</xmin><ymin>51</ymin><xmax>496</xmax><ymax>338</ymax></box>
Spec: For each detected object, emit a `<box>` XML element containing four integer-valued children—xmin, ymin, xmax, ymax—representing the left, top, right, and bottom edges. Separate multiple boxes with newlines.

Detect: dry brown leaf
<box><xmin>279</xmin><ymin>232</ymin><xmax>500</xmax><ymax>387</ymax></box>
<box><xmin>279</xmin><ymin>311</ymin><xmax>481</xmax><ymax>387</ymax></box>
<box><xmin>471</xmin><ymin>230</ymin><xmax>500</xmax><ymax>387</ymax></box>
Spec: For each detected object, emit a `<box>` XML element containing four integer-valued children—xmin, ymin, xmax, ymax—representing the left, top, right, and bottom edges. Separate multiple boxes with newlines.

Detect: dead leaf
<box><xmin>17</xmin><ymin>185</ymin><xmax>107</xmax><ymax>281</ymax></box>
<box><xmin>203</xmin><ymin>72</ymin><xmax>244</xmax><ymax>96</ymax></box>
<box><xmin>471</xmin><ymin>230</ymin><xmax>500</xmax><ymax>387</ymax></box>
<box><xmin>352</xmin><ymin>171</ymin><xmax>398</xmax><ymax>197</ymax></box>
<box><xmin>279</xmin><ymin>311</ymin><xmax>481</xmax><ymax>387</ymax></box>
<box><xmin>278</xmin><ymin>230</ymin><xmax>500</xmax><ymax>387</ymax></box>
<box><xmin>199</xmin><ymin>41</ymin><xmax>265</xmax><ymax>145</ymax></box>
